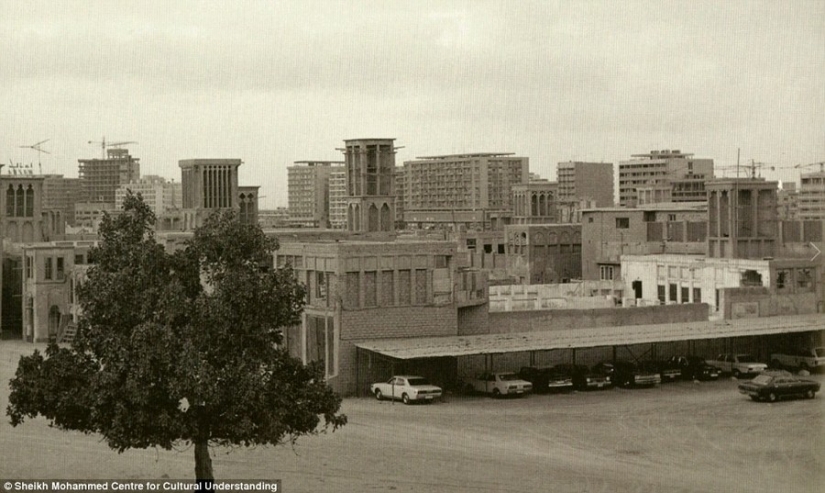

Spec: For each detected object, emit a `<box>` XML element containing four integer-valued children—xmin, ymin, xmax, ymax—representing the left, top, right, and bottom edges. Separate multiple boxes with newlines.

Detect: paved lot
<box><xmin>1</xmin><ymin>341</ymin><xmax>823</xmax><ymax>492</ymax></box>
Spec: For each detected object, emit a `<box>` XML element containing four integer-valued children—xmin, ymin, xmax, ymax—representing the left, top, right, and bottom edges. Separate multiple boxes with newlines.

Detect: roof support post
<box><xmin>355</xmin><ymin>347</ymin><xmax>361</xmax><ymax>398</ymax></box>
<box><xmin>572</xmin><ymin>348</ymin><xmax>577</xmax><ymax>365</ymax></box>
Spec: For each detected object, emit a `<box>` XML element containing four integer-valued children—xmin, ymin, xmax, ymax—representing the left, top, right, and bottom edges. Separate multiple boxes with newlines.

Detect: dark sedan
<box><xmin>553</xmin><ymin>364</ymin><xmax>612</xmax><ymax>391</ymax></box>
<box><xmin>594</xmin><ymin>360</ymin><xmax>660</xmax><ymax>388</ymax></box>
<box><xmin>518</xmin><ymin>366</ymin><xmax>574</xmax><ymax>393</ymax></box>
<box><xmin>738</xmin><ymin>374</ymin><xmax>820</xmax><ymax>402</ymax></box>
<box><xmin>668</xmin><ymin>355</ymin><xmax>720</xmax><ymax>381</ymax></box>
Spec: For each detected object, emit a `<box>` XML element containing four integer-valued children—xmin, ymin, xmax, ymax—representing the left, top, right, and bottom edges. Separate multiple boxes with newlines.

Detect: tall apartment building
<box><xmin>402</xmin><ymin>153</ymin><xmax>529</xmax><ymax>228</ymax></box>
<box><xmin>115</xmin><ymin>175</ymin><xmax>181</xmax><ymax>216</ymax></box>
<box><xmin>797</xmin><ymin>172</ymin><xmax>825</xmax><ymax>220</ymax></box>
<box><xmin>42</xmin><ymin>175</ymin><xmax>84</xmax><ymax>228</ymax></box>
<box><xmin>341</xmin><ymin>139</ymin><xmax>397</xmax><ymax>233</ymax></box>
<box><xmin>77</xmin><ymin>148</ymin><xmax>140</xmax><ymax>204</ymax></box>
<box><xmin>618</xmin><ymin>150</ymin><xmax>713</xmax><ymax>207</ymax></box>
<box><xmin>557</xmin><ymin>161</ymin><xmax>614</xmax><ymax>207</ymax></box>
<box><xmin>287</xmin><ymin>161</ymin><xmax>342</xmax><ymax>228</ymax></box>
<box><xmin>328</xmin><ymin>167</ymin><xmax>347</xmax><ymax>229</ymax></box>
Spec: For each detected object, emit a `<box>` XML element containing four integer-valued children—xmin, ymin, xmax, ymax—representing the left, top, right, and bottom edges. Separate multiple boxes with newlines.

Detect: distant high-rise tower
<box><xmin>287</xmin><ymin>161</ymin><xmax>341</xmax><ymax>228</ymax></box>
<box><xmin>341</xmin><ymin>139</ymin><xmax>397</xmax><ymax>233</ymax></box>
<box><xmin>618</xmin><ymin>150</ymin><xmax>713</xmax><ymax>207</ymax></box>
<box><xmin>77</xmin><ymin>148</ymin><xmax>140</xmax><ymax>204</ymax></box>
<box><xmin>179</xmin><ymin>158</ymin><xmax>241</xmax><ymax>231</ymax></box>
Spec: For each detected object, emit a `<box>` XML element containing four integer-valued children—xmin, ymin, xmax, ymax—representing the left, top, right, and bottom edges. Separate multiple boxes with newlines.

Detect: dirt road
<box><xmin>1</xmin><ymin>342</ymin><xmax>822</xmax><ymax>492</ymax></box>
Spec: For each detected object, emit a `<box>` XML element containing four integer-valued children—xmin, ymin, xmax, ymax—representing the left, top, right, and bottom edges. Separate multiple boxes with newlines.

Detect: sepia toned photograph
<box><xmin>0</xmin><ymin>1</ymin><xmax>823</xmax><ymax>492</ymax></box>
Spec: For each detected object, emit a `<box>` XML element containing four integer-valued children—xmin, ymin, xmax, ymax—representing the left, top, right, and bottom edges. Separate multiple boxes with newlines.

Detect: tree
<box><xmin>7</xmin><ymin>193</ymin><xmax>346</xmax><ymax>487</ymax></box>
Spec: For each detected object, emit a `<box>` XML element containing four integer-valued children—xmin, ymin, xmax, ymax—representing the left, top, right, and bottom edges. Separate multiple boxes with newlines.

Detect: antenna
<box><xmin>19</xmin><ymin>139</ymin><xmax>50</xmax><ymax>174</ymax></box>
<box><xmin>88</xmin><ymin>137</ymin><xmax>138</xmax><ymax>158</ymax></box>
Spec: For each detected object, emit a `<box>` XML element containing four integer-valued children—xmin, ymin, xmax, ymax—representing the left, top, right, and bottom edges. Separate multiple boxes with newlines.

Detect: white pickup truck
<box><xmin>706</xmin><ymin>353</ymin><xmax>768</xmax><ymax>378</ymax></box>
<box><xmin>770</xmin><ymin>347</ymin><xmax>825</xmax><ymax>371</ymax></box>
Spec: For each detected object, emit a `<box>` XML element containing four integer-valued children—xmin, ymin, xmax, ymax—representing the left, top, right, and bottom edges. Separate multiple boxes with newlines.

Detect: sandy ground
<box><xmin>1</xmin><ymin>341</ymin><xmax>823</xmax><ymax>493</ymax></box>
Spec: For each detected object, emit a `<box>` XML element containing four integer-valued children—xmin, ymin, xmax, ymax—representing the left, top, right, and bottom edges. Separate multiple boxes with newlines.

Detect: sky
<box><xmin>1</xmin><ymin>0</ymin><xmax>823</xmax><ymax>208</ymax></box>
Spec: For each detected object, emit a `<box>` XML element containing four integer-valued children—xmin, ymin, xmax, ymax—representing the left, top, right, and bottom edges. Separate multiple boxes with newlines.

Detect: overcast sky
<box><xmin>2</xmin><ymin>0</ymin><xmax>823</xmax><ymax>208</ymax></box>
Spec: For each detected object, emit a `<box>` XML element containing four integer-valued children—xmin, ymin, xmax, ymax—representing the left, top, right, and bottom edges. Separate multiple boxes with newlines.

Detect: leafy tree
<box><xmin>7</xmin><ymin>193</ymin><xmax>346</xmax><ymax>486</ymax></box>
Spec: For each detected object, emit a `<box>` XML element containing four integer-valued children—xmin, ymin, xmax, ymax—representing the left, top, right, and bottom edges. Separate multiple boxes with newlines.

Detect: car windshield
<box><xmin>737</xmin><ymin>355</ymin><xmax>756</xmax><ymax>363</ymax></box>
<box><xmin>407</xmin><ymin>377</ymin><xmax>431</xmax><ymax>386</ymax></box>
<box><xmin>498</xmin><ymin>373</ymin><xmax>519</xmax><ymax>381</ymax></box>
<box><xmin>751</xmin><ymin>375</ymin><xmax>773</xmax><ymax>385</ymax></box>
<box><xmin>814</xmin><ymin>347</ymin><xmax>825</xmax><ymax>358</ymax></box>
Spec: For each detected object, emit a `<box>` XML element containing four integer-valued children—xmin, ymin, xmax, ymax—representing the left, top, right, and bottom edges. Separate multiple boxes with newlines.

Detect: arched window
<box><xmin>6</xmin><ymin>184</ymin><xmax>14</xmax><ymax>216</ymax></box>
<box><xmin>25</xmin><ymin>185</ymin><xmax>34</xmax><ymax>217</ymax></box>
<box><xmin>16</xmin><ymin>185</ymin><xmax>24</xmax><ymax>217</ymax></box>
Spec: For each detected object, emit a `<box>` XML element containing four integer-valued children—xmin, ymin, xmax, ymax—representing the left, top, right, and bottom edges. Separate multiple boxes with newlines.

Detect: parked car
<box><xmin>706</xmin><ymin>353</ymin><xmax>768</xmax><ymax>378</ymax></box>
<box><xmin>371</xmin><ymin>375</ymin><xmax>443</xmax><ymax>404</ymax></box>
<box><xmin>668</xmin><ymin>355</ymin><xmax>720</xmax><ymax>381</ymax></box>
<box><xmin>518</xmin><ymin>366</ymin><xmax>574</xmax><ymax>393</ymax></box>
<box><xmin>640</xmin><ymin>360</ymin><xmax>681</xmax><ymax>382</ymax></box>
<box><xmin>738</xmin><ymin>373</ymin><xmax>820</xmax><ymax>402</ymax></box>
<box><xmin>594</xmin><ymin>360</ymin><xmax>661</xmax><ymax>388</ymax></box>
<box><xmin>553</xmin><ymin>364</ymin><xmax>612</xmax><ymax>391</ymax></box>
<box><xmin>466</xmin><ymin>371</ymin><xmax>533</xmax><ymax>397</ymax></box>
<box><xmin>770</xmin><ymin>347</ymin><xmax>825</xmax><ymax>372</ymax></box>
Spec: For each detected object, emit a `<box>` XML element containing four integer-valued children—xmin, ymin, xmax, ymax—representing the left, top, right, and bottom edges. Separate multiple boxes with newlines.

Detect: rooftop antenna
<box><xmin>88</xmin><ymin>137</ymin><xmax>137</xmax><ymax>158</ymax></box>
<box><xmin>19</xmin><ymin>139</ymin><xmax>50</xmax><ymax>174</ymax></box>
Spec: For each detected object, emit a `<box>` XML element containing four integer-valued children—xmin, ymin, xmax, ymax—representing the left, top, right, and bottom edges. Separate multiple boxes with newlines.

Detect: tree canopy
<box><xmin>7</xmin><ymin>193</ymin><xmax>346</xmax><ymax>484</ymax></box>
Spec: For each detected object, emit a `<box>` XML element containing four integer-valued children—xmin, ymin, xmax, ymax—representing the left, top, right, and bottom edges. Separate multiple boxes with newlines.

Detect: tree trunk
<box><xmin>195</xmin><ymin>438</ymin><xmax>214</xmax><ymax>492</ymax></box>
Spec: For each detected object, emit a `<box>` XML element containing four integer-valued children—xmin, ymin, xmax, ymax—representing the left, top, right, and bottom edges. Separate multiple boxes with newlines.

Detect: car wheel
<box><xmin>768</xmin><ymin>392</ymin><xmax>778</xmax><ymax>403</ymax></box>
<box><xmin>402</xmin><ymin>393</ymin><xmax>411</xmax><ymax>405</ymax></box>
<box><xmin>374</xmin><ymin>389</ymin><xmax>383</xmax><ymax>401</ymax></box>
<box><xmin>492</xmin><ymin>388</ymin><xmax>501</xmax><ymax>398</ymax></box>
<box><xmin>805</xmin><ymin>389</ymin><xmax>815</xmax><ymax>399</ymax></box>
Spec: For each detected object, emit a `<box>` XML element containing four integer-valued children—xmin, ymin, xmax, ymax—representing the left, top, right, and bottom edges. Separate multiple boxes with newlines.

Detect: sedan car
<box><xmin>371</xmin><ymin>375</ymin><xmax>443</xmax><ymax>404</ymax></box>
<box><xmin>595</xmin><ymin>360</ymin><xmax>661</xmax><ymax>388</ymax></box>
<box><xmin>466</xmin><ymin>371</ymin><xmax>533</xmax><ymax>397</ymax></box>
<box><xmin>738</xmin><ymin>373</ymin><xmax>820</xmax><ymax>402</ymax></box>
<box><xmin>553</xmin><ymin>364</ymin><xmax>612</xmax><ymax>391</ymax></box>
<box><xmin>640</xmin><ymin>360</ymin><xmax>681</xmax><ymax>382</ymax></box>
<box><xmin>668</xmin><ymin>355</ymin><xmax>720</xmax><ymax>381</ymax></box>
<box><xmin>518</xmin><ymin>366</ymin><xmax>574</xmax><ymax>393</ymax></box>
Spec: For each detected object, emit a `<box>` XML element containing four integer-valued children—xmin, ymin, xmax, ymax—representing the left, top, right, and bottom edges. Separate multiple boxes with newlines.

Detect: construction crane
<box><xmin>88</xmin><ymin>137</ymin><xmax>138</xmax><ymax>158</ymax></box>
<box><xmin>794</xmin><ymin>161</ymin><xmax>825</xmax><ymax>173</ymax></box>
<box><xmin>715</xmin><ymin>159</ymin><xmax>775</xmax><ymax>179</ymax></box>
<box><xmin>19</xmin><ymin>139</ymin><xmax>50</xmax><ymax>175</ymax></box>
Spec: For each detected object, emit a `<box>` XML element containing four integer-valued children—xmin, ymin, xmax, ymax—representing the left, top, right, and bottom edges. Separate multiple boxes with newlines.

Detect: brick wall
<box><xmin>341</xmin><ymin>305</ymin><xmax>457</xmax><ymax>341</ymax></box>
<box><xmin>457</xmin><ymin>304</ymin><xmax>489</xmax><ymax>335</ymax></box>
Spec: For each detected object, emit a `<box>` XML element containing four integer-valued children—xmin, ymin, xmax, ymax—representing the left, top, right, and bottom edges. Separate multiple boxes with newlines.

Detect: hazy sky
<box><xmin>2</xmin><ymin>1</ymin><xmax>823</xmax><ymax>208</ymax></box>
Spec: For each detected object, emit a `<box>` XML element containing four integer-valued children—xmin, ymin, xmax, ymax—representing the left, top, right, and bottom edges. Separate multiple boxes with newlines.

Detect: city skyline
<box><xmin>1</xmin><ymin>1</ymin><xmax>823</xmax><ymax>209</ymax></box>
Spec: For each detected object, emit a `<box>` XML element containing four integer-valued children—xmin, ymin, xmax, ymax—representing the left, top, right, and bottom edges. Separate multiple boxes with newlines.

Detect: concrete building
<box><xmin>20</xmin><ymin>241</ymin><xmax>95</xmax><ymax>342</ymax></box>
<box><xmin>505</xmin><ymin>223</ymin><xmax>582</xmax><ymax>284</ymax></box>
<box><xmin>402</xmin><ymin>152</ymin><xmax>529</xmax><ymax>229</ymax></box>
<box><xmin>179</xmin><ymin>158</ymin><xmax>242</xmax><ymax>231</ymax></box>
<box><xmin>706</xmin><ymin>178</ymin><xmax>778</xmax><ymax>259</ymax></box>
<box><xmin>287</xmin><ymin>161</ymin><xmax>341</xmax><ymax>228</ymax></box>
<box><xmin>73</xmin><ymin>202</ymin><xmax>114</xmax><ymax>231</ymax></box>
<box><xmin>512</xmin><ymin>182</ymin><xmax>559</xmax><ymax>224</ymax></box>
<box><xmin>42</xmin><ymin>175</ymin><xmax>84</xmax><ymax>228</ymax></box>
<box><xmin>259</xmin><ymin>208</ymin><xmax>291</xmax><ymax>229</ymax></box>
<box><xmin>277</xmin><ymin>237</ymin><xmax>488</xmax><ymax>395</ymax></box>
<box><xmin>341</xmin><ymin>139</ymin><xmax>397</xmax><ymax>233</ymax></box>
<box><xmin>618</xmin><ymin>150</ymin><xmax>713</xmax><ymax>207</ymax></box>
<box><xmin>580</xmin><ymin>203</ymin><xmax>708</xmax><ymax>282</ymax></box>
<box><xmin>115</xmin><ymin>176</ymin><xmax>182</xmax><ymax>216</ymax></box>
<box><xmin>77</xmin><ymin>148</ymin><xmax>140</xmax><ymax>205</ymax></box>
<box><xmin>797</xmin><ymin>172</ymin><xmax>825</xmax><ymax>221</ymax></box>
<box><xmin>622</xmin><ymin>254</ymin><xmax>819</xmax><ymax>317</ymax></box>
<box><xmin>238</xmin><ymin>185</ymin><xmax>260</xmax><ymax>226</ymax></box>
<box><xmin>328</xmin><ymin>167</ymin><xmax>347</xmax><ymax>229</ymax></box>
<box><xmin>394</xmin><ymin>166</ymin><xmax>406</xmax><ymax>229</ymax></box>
<box><xmin>777</xmin><ymin>182</ymin><xmax>798</xmax><ymax>221</ymax></box>
<box><xmin>557</xmin><ymin>161</ymin><xmax>614</xmax><ymax>207</ymax></box>
<box><xmin>2</xmin><ymin>175</ymin><xmax>50</xmax><ymax>243</ymax></box>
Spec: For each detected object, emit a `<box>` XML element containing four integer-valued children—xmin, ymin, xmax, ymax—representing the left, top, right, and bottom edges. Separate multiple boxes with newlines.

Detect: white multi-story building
<box><xmin>287</xmin><ymin>161</ymin><xmax>342</xmax><ymax>228</ymax></box>
<box><xmin>328</xmin><ymin>167</ymin><xmax>347</xmax><ymax>229</ymax></box>
<box><xmin>797</xmin><ymin>172</ymin><xmax>825</xmax><ymax>220</ymax></box>
<box><xmin>618</xmin><ymin>150</ymin><xmax>713</xmax><ymax>207</ymax></box>
<box><xmin>115</xmin><ymin>175</ymin><xmax>181</xmax><ymax>215</ymax></box>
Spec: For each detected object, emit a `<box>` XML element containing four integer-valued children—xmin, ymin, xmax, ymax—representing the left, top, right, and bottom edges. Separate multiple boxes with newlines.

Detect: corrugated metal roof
<box><xmin>354</xmin><ymin>314</ymin><xmax>825</xmax><ymax>360</ymax></box>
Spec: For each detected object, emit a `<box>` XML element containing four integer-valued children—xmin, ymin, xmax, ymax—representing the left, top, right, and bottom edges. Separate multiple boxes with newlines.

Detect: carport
<box><xmin>354</xmin><ymin>313</ymin><xmax>825</xmax><ymax>396</ymax></box>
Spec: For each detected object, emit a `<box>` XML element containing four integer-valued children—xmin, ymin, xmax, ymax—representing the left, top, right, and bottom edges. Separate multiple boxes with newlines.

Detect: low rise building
<box><xmin>505</xmin><ymin>224</ymin><xmax>582</xmax><ymax>284</ymax></box>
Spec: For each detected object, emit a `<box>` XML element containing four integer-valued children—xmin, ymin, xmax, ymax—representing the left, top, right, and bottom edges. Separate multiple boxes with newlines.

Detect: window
<box><xmin>797</xmin><ymin>268</ymin><xmax>813</xmax><ymax>292</ymax></box>
<box><xmin>364</xmin><ymin>271</ymin><xmax>377</xmax><ymax>307</ymax></box>
<box><xmin>669</xmin><ymin>283</ymin><xmax>677</xmax><ymax>302</ymax></box>
<box><xmin>658</xmin><ymin>285</ymin><xmax>666</xmax><ymax>304</ymax></box>
<box><xmin>693</xmin><ymin>288</ymin><xmax>701</xmax><ymax>303</ymax></box>
<box><xmin>45</xmin><ymin>258</ymin><xmax>53</xmax><ymax>280</ymax></box>
<box><xmin>74</xmin><ymin>254</ymin><xmax>84</xmax><ymax>265</ymax></box>
<box><xmin>681</xmin><ymin>286</ymin><xmax>689</xmax><ymax>303</ymax></box>
<box><xmin>316</xmin><ymin>272</ymin><xmax>327</xmax><ymax>299</ymax></box>
<box><xmin>776</xmin><ymin>269</ymin><xmax>789</xmax><ymax>290</ymax></box>
<box><xmin>498</xmin><ymin>244</ymin><xmax>505</xmax><ymax>254</ymax></box>
<box><xmin>56</xmin><ymin>257</ymin><xmax>65</xmax><ymax>281</ymax></box>
<box><xmin>599</xmin><ymin>265</ymin><xmax>615</xmax><ymax>280</ymax></box>
<box><xmin>26</xmin><ymin>256</ymin><xmax>32</xmax><ymax>279</ymax></box>
<box><xmin>588</xmin><ymin>217</ymin><xmax>594</xmax><ymax>223</ymax></box>
<box><xmin>643</xmin><ymin>211</ymin><xmax>656</xmax><ymax>222</ymax></box>
<box><xmin>668</xmin><ymin>214</ymin><xmax>676</xmax><ymax>221</ymax></box>
<box><xmin>466</xmin><ymin>238</ymin><xmax>476</xmax><ymax>250</ymax></box>
<box><xmin>616</xmin><ymin>217</ymin><xmax>629</xmax><ymax>229</ymax></box>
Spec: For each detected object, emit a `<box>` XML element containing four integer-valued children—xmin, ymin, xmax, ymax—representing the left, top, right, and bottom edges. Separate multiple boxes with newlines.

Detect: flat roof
<box><xmin>354</xmin><ymin>314</ymin><xmax>825</xmax><ymax>360</ymax></box>
<box><xmin>414</xmin><ymin>153</ymin><xmax>517</xmax><ymax>160</ymax></box>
